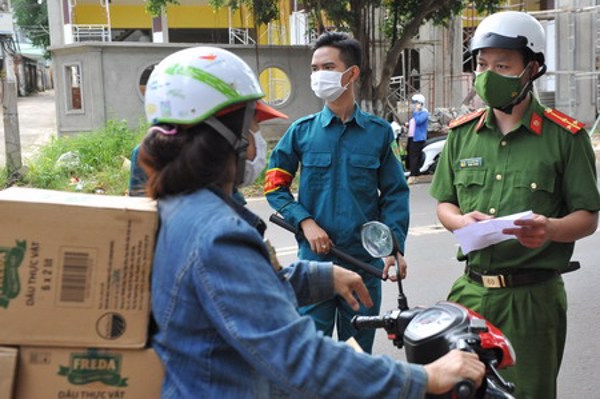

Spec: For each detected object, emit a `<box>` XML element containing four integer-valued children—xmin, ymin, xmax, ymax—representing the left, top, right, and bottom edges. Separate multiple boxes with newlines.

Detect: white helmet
<box><xmin>145</xmin><ymin>46</ymin><xmax>264</xmax><ymax>126</ymax></box>
<box><xmin>411</xmin><ymin>94</ymin><xmax>426</xmax><ymax>105</ymax></box>
<box><xmin>470</xmin><ymin>11</ymin><xmax>545</xmax><ymax>65</ymax></box>
<box><xmin>144</xmin><ymin>46</ymin><xmax>287</xmax><ymax>187</ymax></box>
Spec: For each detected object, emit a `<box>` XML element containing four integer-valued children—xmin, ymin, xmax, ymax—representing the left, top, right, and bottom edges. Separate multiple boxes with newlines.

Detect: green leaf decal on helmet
<box><xmin>145</xmin><ymin>47</ymin><xmax>265</xmax><ymax>126</ymax></box>
<box><xmin>164</xmin><ymin>64</ymin><xmax>240</xmax><ymax>100</ymax></box>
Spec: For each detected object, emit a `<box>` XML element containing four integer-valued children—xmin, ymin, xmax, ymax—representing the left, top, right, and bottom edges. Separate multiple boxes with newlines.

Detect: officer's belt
<box><xmin>466</xmin><ymin>268</ymin><xmax>558</xmax><ymax>289</ymax></box>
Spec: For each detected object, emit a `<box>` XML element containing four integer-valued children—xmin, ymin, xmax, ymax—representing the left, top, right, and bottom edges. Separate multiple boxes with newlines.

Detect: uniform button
<box><xmin>495</xmin><ymin>174</ymin><xmax>502</xmax><ymax>181</ymax></box>
<box><xmin>489</xmin><ymin>208</ymin><xmax>496</xmax><ymax>215</ymax></box>
<box><xmin>530</xmin><ymin>182</ymin><xmax>537</xmax><ymax>189</ymax></box>
<box><xmin>501</xmin><ymin>141</ymin><xmax>507</xmax><ymax>147</ymax></box>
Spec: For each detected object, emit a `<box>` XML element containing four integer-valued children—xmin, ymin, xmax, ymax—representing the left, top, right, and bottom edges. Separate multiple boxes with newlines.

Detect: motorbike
<box><xmin>390</xmin><ymin>121</ymin><xmax>445</xmax><ymax>176</ymax></box>
<box><xmin>416</xmin><ymin>135</ymin><xmax>446</xmax><ymax>175</ymax></box>
<box><xmin>270</xmin><ymin>214</ymin><xmax>516</xmax><ymax>399</ymax></box>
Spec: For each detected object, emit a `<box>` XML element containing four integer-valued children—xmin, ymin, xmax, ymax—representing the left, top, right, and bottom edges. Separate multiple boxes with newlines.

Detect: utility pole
<box><xmin>1</xmin><ymin>35</ymin><xmax>22</xmax><ymax>177</ymax></box>
<box><xmin>0</xmin><ymin>0</ymin><xmax>21</xmax><ymax>177</ymax></box>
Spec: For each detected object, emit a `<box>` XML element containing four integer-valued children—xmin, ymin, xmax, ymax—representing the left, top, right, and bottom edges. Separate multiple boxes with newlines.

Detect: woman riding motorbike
<box><xmin>138</xmin><ymin>46</ymin><xmax>484</xmax><ymax>398</ymax></box>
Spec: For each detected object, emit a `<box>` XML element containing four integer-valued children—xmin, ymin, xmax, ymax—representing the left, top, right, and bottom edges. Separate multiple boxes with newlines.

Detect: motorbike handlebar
<box><xmin>269</xmin><ymin>214</ymin><xmax>386</xmax><ymax>280</ymax></box>
<box><xmin>454</xmin><ymin>380</ymin><xmax>476</xmax><ymax>399</ymax></box>
<box><xmin>351</xmin><ymin>315</ymin><xmax>387</xmax><ymax>330</ymax></box>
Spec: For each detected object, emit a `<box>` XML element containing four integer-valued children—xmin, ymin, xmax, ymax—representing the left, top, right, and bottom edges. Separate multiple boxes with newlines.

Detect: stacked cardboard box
<box><xmin>14</xmin><ymin>346</ymin><xmax>163</xmax><ymax>399</ymax></box>
<box><xmin>0</xmin><ymin>347</ymin><xmax>17</xmax><ymax>398</ymax></box>
<box><xmin>0</xmin><ymin>188</ymin><xmax>163</xmax><ymax>398</ymax></box>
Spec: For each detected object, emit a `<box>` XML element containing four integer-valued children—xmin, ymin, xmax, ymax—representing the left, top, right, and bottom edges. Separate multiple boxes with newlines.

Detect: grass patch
<box><xmin>0</xmin><ymin>168</ymin><xmax>7</xmax><ymax>188</ymax></box>
<box><xmin>8</xmin><ymin>120</ymin><xmax>147</xmax><ymax>195</ymax></box>
<box><xmin>3</xmin><ymin>126</ymin><xmax>297</xmax><ymax>198</ymax></box>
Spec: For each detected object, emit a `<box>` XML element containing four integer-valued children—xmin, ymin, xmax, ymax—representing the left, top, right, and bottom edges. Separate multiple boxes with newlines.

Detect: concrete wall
<box><xmin>554</xmin><ymin>7</ymin><xmax>597</xmax><ymax>124</ymax></box>
<box><xmin>419</xmin><ymin>18</ymin><xmax>466</xmax><ymax>110</ymax></box>
<box><xmin>541</xmin><ymin>0</ymin><xmax>599</xmax><ymax>125</ymax></box>
<box><xmin>48</xmin><ymin>0</ymin><xmax>65</xmax><ymax>50</ymax></box>
<box><xmin>50</xmin><ymin>42</ymin><xmax>322</xmax><ymax>139</ymax></box>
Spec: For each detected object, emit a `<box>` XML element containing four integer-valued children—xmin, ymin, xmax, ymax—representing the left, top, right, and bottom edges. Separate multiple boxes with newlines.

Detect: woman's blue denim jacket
<box><xmin>151</xmin><ymin>189</ymin><xmax>427</xmax><ymax>398</ymax></box>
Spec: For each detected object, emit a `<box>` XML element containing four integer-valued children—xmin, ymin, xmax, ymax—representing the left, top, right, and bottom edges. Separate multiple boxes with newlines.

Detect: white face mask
<box><xmin>240</xmin><ymin>129</ymin><xmax>267</xmax><ymax>187</ymax></box>
<box><xmin>310</xmin><ymin>68</ymin><xmax>352</xmax><ymax>102</ymax></box>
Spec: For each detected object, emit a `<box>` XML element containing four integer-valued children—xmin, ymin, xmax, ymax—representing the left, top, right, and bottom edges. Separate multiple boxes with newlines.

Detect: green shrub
<box><xmin>0</xmin><ymin>167</ymin><xmax>6</xmax><ymax>188</ymax></box>
<box><xmin>4</xmin><ymin>123</ymin><xmax>295</xmax><ymax>198</ymax></box>
<box><xmin>13</xmin><ymin>120</ymin><xmax>147</xmax><ymax>195</ymax></box>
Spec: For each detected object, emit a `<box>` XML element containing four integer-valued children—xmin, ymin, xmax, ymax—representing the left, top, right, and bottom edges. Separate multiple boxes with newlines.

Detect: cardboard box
<box><xmin>0</xmin><ymin>188</ymin><xmax>157</xmax><ymax>348</ymax></box>
<box><xmin>0</xmin><ymin>346</ymin><xmax>18</xmax><ymax>399</ymax></box>
<box><xmin>14</xmin><ymin>346</ymin><xmax>164</xmax><ymax>399</ymax></box>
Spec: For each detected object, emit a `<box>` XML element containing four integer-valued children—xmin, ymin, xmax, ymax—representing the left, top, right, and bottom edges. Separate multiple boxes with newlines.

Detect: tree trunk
<box><xmin>372</xmin><ymin>0</ymin><xmax>451</xmax><ymax>117</ymax></box>
<box><xmin>353</xmin><ymin>0</ymin><xmax>373</xmax><ymax>106</ymax></box>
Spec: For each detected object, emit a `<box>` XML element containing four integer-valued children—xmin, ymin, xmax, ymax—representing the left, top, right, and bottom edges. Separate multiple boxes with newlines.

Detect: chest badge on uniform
<box><xmin>459</xmin><ymin>157</ymin><xmax>483</xmax><ymax>168</ymax></box>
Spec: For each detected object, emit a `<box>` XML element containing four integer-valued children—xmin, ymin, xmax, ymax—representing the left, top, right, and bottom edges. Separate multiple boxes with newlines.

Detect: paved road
<box><xmin>250</xmin><ymin>177</ymin><xmax>600</xmax><ymax>398</ymax></box>
<box><xmin>0</xmin><ymin>89</ymin><xmax>57</xmax><ymax>167</ymax></box>
<box><xmin>3</xmin><ymin>90</ymin><xmax>599</xmax><ymax>395</ymax></box>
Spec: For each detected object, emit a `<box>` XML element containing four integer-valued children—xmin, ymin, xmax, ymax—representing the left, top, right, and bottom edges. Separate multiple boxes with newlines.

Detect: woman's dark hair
<box><xmin>138</xmin><ymin>106</ymin><xmax>247</xmax><ymax>199</ymax></box>
<box><xmin>312</xmin><ymin>31</ymin><xmax>363</xmax><ymax>69</ymax></box>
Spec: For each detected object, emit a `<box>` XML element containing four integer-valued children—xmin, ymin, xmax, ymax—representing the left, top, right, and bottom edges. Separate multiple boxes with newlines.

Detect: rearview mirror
<box><xmin>361</xmin><ymin>221</ymin><xmax>394</xmax><ymax>258</ymax></box>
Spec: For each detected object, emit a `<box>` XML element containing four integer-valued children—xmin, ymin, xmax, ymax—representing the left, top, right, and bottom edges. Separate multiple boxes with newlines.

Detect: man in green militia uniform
<box><xmin>430</xmin><ymin>11</ymin><xmax>600</xmax><ymax>399</ymax></box>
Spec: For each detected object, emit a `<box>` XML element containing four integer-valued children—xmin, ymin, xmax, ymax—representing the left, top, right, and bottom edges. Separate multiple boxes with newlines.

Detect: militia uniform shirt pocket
<box><xmin>349</xmin><ymin>153</ymin><xmax>380</xmax><ymax>191</ymax></box>
<box><xmin>302</xmin><ymin>152</ymin><xmax>332</xmax><ymax>191</ymax></box>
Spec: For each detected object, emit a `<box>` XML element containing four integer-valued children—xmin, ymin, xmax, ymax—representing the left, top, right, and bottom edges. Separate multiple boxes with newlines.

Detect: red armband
<box><xmin>264</xmin><ymin>168</ymin><xmax>293</xmax><ymax>195</ymax></box>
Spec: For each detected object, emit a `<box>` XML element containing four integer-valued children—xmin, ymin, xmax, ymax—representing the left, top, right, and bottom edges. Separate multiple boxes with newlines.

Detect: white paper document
<box><xmin>453</xmin><ymin>210</ymin><xmax>533</xmax><ymax>255</ymax></box>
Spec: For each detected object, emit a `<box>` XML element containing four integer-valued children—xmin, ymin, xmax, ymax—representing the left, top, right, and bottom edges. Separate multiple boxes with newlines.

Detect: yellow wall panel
<box><xmin>73</xmin><ymin>5</ymin><xmax>151</xmax><ymax>29</ymax></box>
<box><xmin>72</xmin><ymin>5</ymin><xmax>108</xmax><ymax>25</ymax></box>
<box><xmin>167</xmin><ymin>5</ymin><xmax>253</xmax><ymax>29</ymax></box>
<box><xmin>71</xmin><ymin>1</ymin><xmax>291</xmax><ymax>32</ymax></box>
<box><xmin>72</xmin><ymin>4</ymin><xmax>250</xmax><ymax>29</ymax></box>
<box><xmin>111</xmin><ymin>6</ymin><xmax>153</xmax><ymax>28</ymax></box>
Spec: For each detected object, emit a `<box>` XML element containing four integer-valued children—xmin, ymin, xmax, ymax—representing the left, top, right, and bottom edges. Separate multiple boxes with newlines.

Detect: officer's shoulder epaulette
<box><xmin>448</xmin><ymin>108</ymin><xmax>486</xmax><ymax>129</ymax></box>
<box><xmin>543</xmin><ymin>108</ymin><xmax>585</xmax><ymax>134</ymax></box>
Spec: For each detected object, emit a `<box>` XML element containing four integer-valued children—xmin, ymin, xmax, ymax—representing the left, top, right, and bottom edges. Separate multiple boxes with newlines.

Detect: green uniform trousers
<box><xmin>448</xmin><ymin>274</ymin><xmax>567</xmax><ymax>399</ymax></box>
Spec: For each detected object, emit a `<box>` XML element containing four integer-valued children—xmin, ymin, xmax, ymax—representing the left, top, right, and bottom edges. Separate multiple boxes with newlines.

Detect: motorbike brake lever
<box><xmin>486</xmin><ymin>361</ymin><xmax>516</xmax><ymax>393</ymax></box>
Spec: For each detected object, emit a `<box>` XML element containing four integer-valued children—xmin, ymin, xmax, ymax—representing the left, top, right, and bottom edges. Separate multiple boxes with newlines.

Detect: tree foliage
<box><xmin>12</xmin><ymin>0</ymin><xmax>50</xmax><ymax>50</ymax></box>
<box><xmin>369</xmin><ymin>0</ymin><xmax>501</xmax><ymax>112</ymax></box>
<box><xmin>145</xmin><ymin>0</ymin><xmax>180</xmax><ymax>16</ymax></box>
<box><xmin>205</xmin><ymin>0</ymin><xmax>279</xmax><ymax>26</ymax></box>
<box><xmin>147</xmin><ymin>0</ymin><xmax>278</xmax><ymax>26</ymax></box>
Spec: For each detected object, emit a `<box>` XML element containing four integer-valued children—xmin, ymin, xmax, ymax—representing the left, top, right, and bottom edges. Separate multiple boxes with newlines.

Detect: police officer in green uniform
<box><xmin>430</xmin><ymin>11</ymin><xmax>600</xmax><ymax>399</ymax></box>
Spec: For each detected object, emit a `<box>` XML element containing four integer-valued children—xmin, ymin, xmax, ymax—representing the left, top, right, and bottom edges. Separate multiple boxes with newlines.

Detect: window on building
<box><xmin>65</xmin><ymin>64</ymin><xmax>83</xmax><ymax>112</ymax></box>
<box><xmin>259</xmin><ymin>67</ymin><xmax>291</xmax><ymax>106</ymax></box>
<box><xmin>138</xmin><ymin>64</ymin><xmax>156</xmax><ymax>98</ymax></box>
